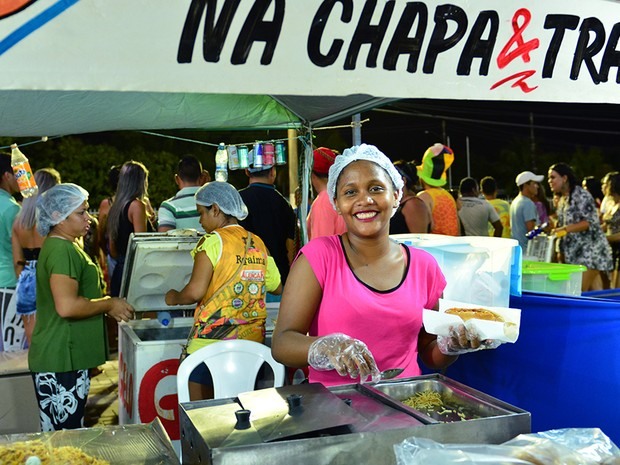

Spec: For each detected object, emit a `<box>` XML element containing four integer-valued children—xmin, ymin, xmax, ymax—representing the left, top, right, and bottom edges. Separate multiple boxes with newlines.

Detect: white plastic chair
<box><xmin>176</xmin><ymin>339</ymin><xmax>286</xmax><ymax>403</ymax></box>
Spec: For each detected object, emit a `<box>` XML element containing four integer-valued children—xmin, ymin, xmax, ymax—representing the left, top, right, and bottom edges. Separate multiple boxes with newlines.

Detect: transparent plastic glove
<box><xmin>437</xmin><ymin>324</ymin><xmax>502</xmax><ymax>355</ymax></box>
<box><xmin>308</xmin><ymin>333</ymin><xmax>381</xmax><ymax>384</ymax></box>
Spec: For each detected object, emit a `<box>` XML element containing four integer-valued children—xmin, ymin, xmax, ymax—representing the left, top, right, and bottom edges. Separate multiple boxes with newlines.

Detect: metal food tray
<box><xmin>363</xmin><ymin>373</ymin><xmax>518</xmax><ymax>424</ymax></box>
<box><xmin>329</xmin><ymin>384</ymin><xmax>425</xmax><ymax>432</ymax></box>
<box><xmin>0</xmin><ymin>419</ymin><xmax>179</xmax><ymax>465</ymax></box>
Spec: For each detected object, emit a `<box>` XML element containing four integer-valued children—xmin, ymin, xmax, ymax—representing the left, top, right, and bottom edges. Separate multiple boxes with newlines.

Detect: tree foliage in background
<box><xmin>442</xmin><ymin>138</ymin><xmax>615</xmax><ymax>201</ymax></box>
<box><xmin>1</xmin><ymin>136</ymin><xmax>182</xmax><ymax>209</ymax></box>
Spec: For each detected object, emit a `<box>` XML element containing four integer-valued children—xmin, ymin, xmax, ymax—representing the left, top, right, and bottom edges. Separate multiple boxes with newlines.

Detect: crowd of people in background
<box><xmin>3</xmin><ymin>140</ymin><xmax>620</xmax><ymax>429</ymax></box>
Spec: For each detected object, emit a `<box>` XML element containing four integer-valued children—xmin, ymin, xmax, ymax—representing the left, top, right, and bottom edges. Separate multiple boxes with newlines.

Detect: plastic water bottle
<box><xmin>157</xmin><ymin>311</ymin><xmax>172</xmax><ymax>327</ymax></box>
<box><xmin>11</xmin><ymin>144</ymin><xmax>38</xmax><ymax>197</ymax></box>
<box><xmin>526</xmin><ymin>222</ymin><xmax>548</xmax><ymax>240</ymax></box>
<box><xmin>214</xmin><ymin>142</ymin><xmax>228</xmax><ymax>182</ymax></box>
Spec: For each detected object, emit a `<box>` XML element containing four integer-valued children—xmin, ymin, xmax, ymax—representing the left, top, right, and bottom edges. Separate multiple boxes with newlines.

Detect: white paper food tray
<box><xmin>423</xmin><ymin>299</ymin><xmax>521</xmax><ymax>343</ymax></box>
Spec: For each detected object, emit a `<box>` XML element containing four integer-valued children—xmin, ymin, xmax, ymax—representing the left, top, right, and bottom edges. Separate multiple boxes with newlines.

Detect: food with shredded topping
<box><xmin>0</xmin><ymin>440</ymin><xmax>110</xmax><ymax>465</ymax></box>
<box><xmin>401</xmin><ymin>390</ymin><xmax>481</xmax><ymax>422</ymax></box>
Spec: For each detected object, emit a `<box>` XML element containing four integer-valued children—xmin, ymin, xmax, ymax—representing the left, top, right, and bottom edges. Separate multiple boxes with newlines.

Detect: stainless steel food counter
<box><xmin>179</xmin><ymin>374</ymin><xmax>530</xmax><ymax>465</ymax></box>
<box><xmin>0</xmin><ymin>419</ymin><xmax>179</xmax><ymax>464</ymax></box>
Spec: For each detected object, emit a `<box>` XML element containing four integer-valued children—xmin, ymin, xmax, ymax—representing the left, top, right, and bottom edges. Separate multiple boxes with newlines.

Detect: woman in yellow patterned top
<box><xmin>165</xmin><ymin>181</ymin><xmax>281</xmax><ymax>399</ymax></box>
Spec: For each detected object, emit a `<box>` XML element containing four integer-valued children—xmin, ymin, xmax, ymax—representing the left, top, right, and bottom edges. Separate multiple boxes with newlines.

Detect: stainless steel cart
<box><xmin>179</xmin><ymin>374</ymin><xmax>530</xmax><ymax>465</ymax></box>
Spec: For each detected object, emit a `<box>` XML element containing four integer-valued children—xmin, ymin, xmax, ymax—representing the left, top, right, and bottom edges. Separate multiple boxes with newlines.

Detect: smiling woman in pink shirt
<box><xmin>272</xmin><ymin>144</ymin><xmax>479</xmax><ymax>386</ymax></box>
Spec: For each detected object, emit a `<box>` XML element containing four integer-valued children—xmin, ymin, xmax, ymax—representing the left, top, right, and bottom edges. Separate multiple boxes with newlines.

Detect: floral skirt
<box><xmin>31</xmin><ymin>370</ymin><xmax>90</xmax><ymax>431</ymax></box>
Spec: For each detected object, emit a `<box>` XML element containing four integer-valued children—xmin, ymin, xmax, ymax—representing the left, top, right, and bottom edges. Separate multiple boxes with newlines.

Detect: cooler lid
<box><xmin>522</xmin><ymin>260</ymin><xmax>586</xmax><ymax>280</ymax></box>
<box><xmin>119</xmin><ymin>231</ymin><xmax>201</xmax><ymax>312</ymax></box>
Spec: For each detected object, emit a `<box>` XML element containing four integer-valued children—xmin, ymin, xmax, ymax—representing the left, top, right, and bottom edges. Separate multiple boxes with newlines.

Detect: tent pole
<box><xmin>287</xmin><ymin>128</ymin><xmax>299</xmax><ymax>204</ymax></box>
<box><xmin>298</xmin><ymin>126</ymin><xmax>312</xmax><ymax>246</ymax></box>
<box><xmin>352</xmin><ymin>113</ymin><xmax>362</xmax><ymax>145</ymax></box>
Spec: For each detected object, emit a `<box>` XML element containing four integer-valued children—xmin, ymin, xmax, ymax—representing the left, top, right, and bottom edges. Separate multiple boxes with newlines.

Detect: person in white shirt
<box><xmin>510</xmin><ymin>171</ymin><xmax>544</xmax><ymax>250</ymax></box>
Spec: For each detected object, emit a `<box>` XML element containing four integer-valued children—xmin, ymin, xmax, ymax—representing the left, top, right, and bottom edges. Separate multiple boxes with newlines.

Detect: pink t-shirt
<box><xmin>302</xmin><ymin>236</ymin><xmax>446</xmax><ymax>386</ymax></box>
<box><xmin>306</xmin><ymin>190</ymin><xmax>347</xmax><ymax>240</ymax></box>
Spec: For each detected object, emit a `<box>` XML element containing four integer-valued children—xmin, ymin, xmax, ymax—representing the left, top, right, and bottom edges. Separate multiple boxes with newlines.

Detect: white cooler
<box><xmin>117</xmin><ymin>232</ymin><xmax>200</xmax><ymax>443</ymax></box>
<box><xmin>390</xmin><ymin>233</ymin><xmax>521</xmax><ymax>308</ymax></box>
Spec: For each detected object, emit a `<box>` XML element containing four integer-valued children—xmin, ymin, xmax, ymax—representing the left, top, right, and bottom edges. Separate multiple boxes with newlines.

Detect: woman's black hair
<box><xmin>604</xmin><ymin>171</ymin><xmax>620</xmax><ymax>197</ymax></box>
<box><xmin>108</xmin><ymin>164</ymin><xmax>121</xmax><ymax>193</ymax></box>
<box><xmin>549</xmin><ymin>162</ymin><xmax>578</xmax><ymax>197</ymax></box>
<box><xmin>393</xmin><ymin>160</ymin><xmax>419</xmax><ymax>191</ymax></box>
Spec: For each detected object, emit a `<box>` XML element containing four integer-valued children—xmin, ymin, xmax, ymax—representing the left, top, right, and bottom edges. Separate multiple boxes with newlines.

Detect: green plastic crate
<box><xmin>522</xmin><ymin>261</ymin><xmax>586</xmax><ymax>296</ymax></box>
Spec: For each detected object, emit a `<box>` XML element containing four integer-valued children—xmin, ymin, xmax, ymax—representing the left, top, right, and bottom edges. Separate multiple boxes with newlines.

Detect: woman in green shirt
<box><xmin>29</xmin><ymin>183</ymin><xmax>135</xmax><ymax>431</ymax></box>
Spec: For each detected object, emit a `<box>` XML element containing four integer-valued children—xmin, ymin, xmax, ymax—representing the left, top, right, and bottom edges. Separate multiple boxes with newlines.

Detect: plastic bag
<box><xmin>394</xmin><ymin>428</ymin><xmax>620</xmax><ymax>465</ymax></box>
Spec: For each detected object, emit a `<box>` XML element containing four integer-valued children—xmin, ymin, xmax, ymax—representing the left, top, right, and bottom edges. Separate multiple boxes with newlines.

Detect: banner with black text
<box><xmin>1</xmin><ymin>0</ymin><xmax>619</xmax><ymax>102</ymax></box>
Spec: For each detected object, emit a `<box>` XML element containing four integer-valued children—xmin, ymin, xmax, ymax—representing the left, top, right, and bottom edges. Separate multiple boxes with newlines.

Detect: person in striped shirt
<box><xmin>158</xmin><ymin>155</ymin><xmax>209</xmax><ymax>233</ymax></box>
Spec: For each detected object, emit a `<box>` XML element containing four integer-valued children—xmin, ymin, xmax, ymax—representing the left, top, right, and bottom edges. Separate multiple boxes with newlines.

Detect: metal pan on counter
<box><xmin>361</xmin><ymin>373</ymin><xmax>519</xmax><ymax>424</ymax></box>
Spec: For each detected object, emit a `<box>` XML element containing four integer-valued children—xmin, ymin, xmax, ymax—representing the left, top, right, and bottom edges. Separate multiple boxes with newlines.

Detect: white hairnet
<box><xmin>195</xmin><ymin>182</ymin><xmax>248</xmax><ymax>220</ymax></box>
<box><xmin>36</xmin><ymin>183</ymin><xmax>89</xmax><ymax>236</ymax></box>
<box><xmin>327</xmin><ymin>144</ymin><xmax>404</xmax><ymax>215</ymax></box>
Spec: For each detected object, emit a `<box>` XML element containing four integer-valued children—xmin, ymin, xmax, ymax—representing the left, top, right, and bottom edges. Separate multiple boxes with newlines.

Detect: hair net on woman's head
<box><xmin>195</xmin><ymin>182</ymin><xmax>248</xmax><ymax>221</ymax></box>
<box><xmin>36</xmin><ymin>183</ymin><xmax>89</xmax><ymax>236</ymax></box>
<box><xmin>327</xmin><ymin>144</ymin><xmax>404</xmax><ymax>215</ymax></box>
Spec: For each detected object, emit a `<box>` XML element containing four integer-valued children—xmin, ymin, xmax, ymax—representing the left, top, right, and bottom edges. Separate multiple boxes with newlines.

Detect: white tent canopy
<box><xmin>1</xmin><ymin>0</ymin><xmax>619</xmax><ymax>137</ymax></box>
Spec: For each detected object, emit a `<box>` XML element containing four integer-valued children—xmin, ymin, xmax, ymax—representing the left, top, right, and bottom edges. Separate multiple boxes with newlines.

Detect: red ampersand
<box><xmin>497</xmin><ymin>8</ymin><xmax>540</xmax><ymax>69</ymax></box>
<box><xmin>491</xmin><ymin>8</ymin><xmax>540</xmax><ymax>93</ymax></box>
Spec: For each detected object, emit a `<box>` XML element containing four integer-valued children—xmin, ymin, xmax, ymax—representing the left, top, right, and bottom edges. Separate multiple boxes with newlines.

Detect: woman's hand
<box><xmin>436</xmin><ymin>324</ymin><xmax>500</xmax><ymax>355</ymax></box>
<box><xmin>106</xmin><ymin>297</ymin><xmax>135</xmax><ymax>322</ymax></box>
<box><xmin>551</xmin><ymin>226</ymin><xmax>568</xmax><ymax>238</ymax></box>
<box><xmin>308</xmin><ymin>333</ymin><xmax>381</xmax><ymax>384</ymax></box>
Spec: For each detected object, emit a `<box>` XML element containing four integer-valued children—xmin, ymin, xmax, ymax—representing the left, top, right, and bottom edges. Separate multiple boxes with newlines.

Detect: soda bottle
<box><xmin>214</xmin><ymin>142</ymin><xmax>228</xmax><ymax>182</ymax></box>
<box><xmin>11</xmin><ymin>144</ymin><xmax>38</xmax><ymax>197</ymax></box>
<box><xmin>526</xmin><ymin>222</ymin><xmax>548</xmax><ymax>240</ymax></box>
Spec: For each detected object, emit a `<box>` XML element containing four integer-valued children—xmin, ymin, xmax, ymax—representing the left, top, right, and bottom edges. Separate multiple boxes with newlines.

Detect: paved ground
<box><xmin>85</xmin><ymin>358</ymin><xmax>119</xmax><ymax>427</ymax></box>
